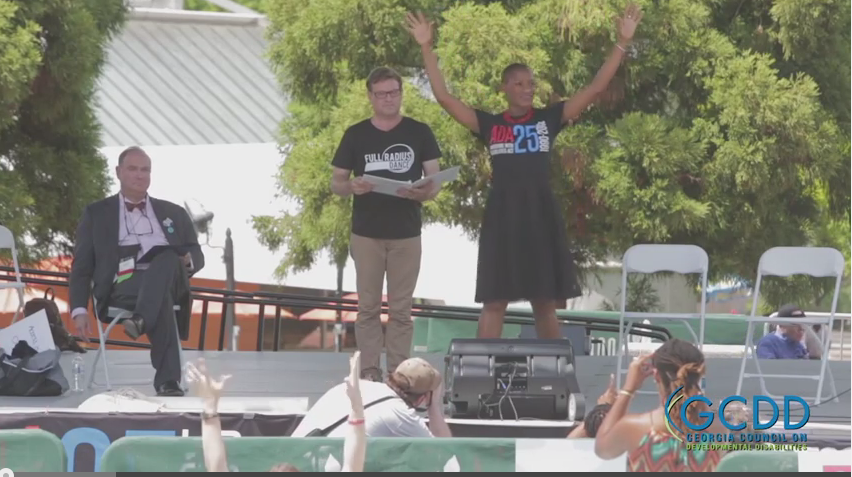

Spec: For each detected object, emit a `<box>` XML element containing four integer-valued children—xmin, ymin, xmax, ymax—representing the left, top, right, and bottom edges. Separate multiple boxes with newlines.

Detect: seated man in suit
<box><xmin>69</xmin><ymin>146</ymin><xmax>205</xmax><ymax>396</ymax></box>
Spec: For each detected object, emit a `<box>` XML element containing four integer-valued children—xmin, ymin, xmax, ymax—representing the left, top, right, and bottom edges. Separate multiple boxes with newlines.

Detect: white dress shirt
<box><xmin>118</xmin><ymin>192</ymin><xmax>170</xmax><ymax>260</ymax></box>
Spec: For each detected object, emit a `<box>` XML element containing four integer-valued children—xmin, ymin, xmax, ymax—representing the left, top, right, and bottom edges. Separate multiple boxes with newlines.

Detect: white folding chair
<box><xmin>735</xmin><ymin>247</ymin><xmax>843</xmax><ymax>405</ymax></box>
<box><xmin>615</xmin><ymin>244</ymin><xmax>710</xmax><ymax>392</ymax></box>
<box><xmin>87</xmin><ymin>293</ymin><xmax>186</xmax><ymax>391</ymax></box>
<box><xmin>0</xmin><ymin>225</ymin><xmax>25</xmax><ymax>323</ymax></box>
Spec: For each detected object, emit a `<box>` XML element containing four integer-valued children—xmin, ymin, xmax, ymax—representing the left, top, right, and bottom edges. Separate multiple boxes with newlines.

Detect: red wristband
<box><xmin>349</xmin><ymin>418</ymin><xmax>365</xmax><ymax>425</ymax></box>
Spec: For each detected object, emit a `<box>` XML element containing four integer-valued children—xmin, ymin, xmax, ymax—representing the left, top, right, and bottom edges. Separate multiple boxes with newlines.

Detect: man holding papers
<box><xmin>330</xmin><ymin>66</ymin><xmax>442</xmax><ymax>381</ymax></box>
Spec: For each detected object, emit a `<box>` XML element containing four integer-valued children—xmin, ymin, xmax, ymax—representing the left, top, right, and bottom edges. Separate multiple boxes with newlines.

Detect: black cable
<box><xmin>498</xmin><ymin>362</ymin><xmax>519</xmax><ymax>421</ymax></box>
<box><xmin>478</xmin><ymin>362</ymin><xmax>518</xmax><ymax>420</ymax></box>
<box><xmin>757</xmin><ymin>387</ymin><xmax>852</xmax><ymax>422</ymax></box>
<box><xmin>808</xmin><ymin>387</ymin><xmax>851</xmax><ymax>408</ymax></box>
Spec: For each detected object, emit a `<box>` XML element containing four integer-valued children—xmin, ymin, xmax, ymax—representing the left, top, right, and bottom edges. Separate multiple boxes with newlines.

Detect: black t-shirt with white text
<box><xmin>332</xmin><ymin>117</ymin><xmax>442</xmax><ymax>239</ymax></box>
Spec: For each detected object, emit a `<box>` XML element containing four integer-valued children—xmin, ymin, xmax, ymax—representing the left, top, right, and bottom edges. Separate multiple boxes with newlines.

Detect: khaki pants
<box><xmin>350</xmin><ymin>233</ymin><xmax>421</xmax><ymax>379</ymax></box>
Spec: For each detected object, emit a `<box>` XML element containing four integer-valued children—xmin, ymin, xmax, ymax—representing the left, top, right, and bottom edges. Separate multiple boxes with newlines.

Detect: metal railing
<box><xmin>0</xmin><ymin>266</ymin><xmax>672</xmax><ymax>352</ymax></box>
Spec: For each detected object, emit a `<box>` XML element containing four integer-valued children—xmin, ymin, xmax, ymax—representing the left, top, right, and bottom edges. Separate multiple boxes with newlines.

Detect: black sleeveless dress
<box><xmin>472</xmin><ymin>102</ymin><xmax>582</xmax><ymax>304</ymax></box>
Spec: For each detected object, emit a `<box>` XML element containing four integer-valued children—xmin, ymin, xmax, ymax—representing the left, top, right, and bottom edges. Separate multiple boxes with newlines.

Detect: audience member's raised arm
<box><xmin>341</xmin><ymin>352</ymin><xmax>367</xmax><ymax>472</ymax></box>
<box><xmin>187</xmin><ymin>359</ymin><xmax>232</xmax><ymax>473</ymax></box>
<box><xmin>427</xmin><ymin>381</ymin><xmax>453</xmax><ymax>438</ymax></box>
<box><xmin>595</xmin><ymin>356</ymin><xmax>652</xmax><ymax>459</ymax></box>
<box><xmin>568</xmin><ymin>374</ymin><xmax>615</xmax><ymax>439</ymax></box>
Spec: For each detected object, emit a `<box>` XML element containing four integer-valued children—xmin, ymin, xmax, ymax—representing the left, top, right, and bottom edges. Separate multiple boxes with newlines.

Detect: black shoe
<box><xmin>156</xmin><ymin>380</ymin><xmax>185</xmax><ymax>397</ymax></box>
<box><xmin>123</xmin><ymin>314</ymin><xmax>145</xmax><ymax>340</ymax></box>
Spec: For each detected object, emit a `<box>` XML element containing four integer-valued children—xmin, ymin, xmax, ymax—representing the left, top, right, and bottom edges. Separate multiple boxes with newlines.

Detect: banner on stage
<box><xmin>0</xmin><ymin>411</ymin><xmax>301</xmax><ymax>472</ymax></box>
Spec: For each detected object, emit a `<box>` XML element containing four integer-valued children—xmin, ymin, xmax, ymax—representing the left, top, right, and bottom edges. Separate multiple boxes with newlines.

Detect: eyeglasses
<box><xmin>124</xmin><ymin>211</ymin><xmax>153</xmax><ymax>236</ymax></box>
<box><xmin>372</xmin><ymin>89</ymin><xmax>401</xmax><ymax>99</ymax></box>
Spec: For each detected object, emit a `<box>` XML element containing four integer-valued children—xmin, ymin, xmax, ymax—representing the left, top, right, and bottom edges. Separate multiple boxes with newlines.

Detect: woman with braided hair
<box><xmin>594</xmin><ymin>339</ymin><xmax>726</xmax><ymax>472</ymax></box>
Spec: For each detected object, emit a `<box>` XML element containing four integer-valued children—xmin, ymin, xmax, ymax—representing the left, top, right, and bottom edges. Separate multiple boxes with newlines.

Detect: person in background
<box><xmin>767</xmin><ymin>304</ymin><xmax>823</xmax><ymax>359</ymax></box>
<box><xmin>568</xmin><ymin>374</ymin><xmax>616</xmax><ymax>438</ymax></box>
<box><xmin>329</xmin><ymin>67</ymin><xmax>443</xmax><ymax>382</ymax></box>
<box><xmin>291</xmin><ymin>357</ymin><xmax>452</xmax><ymax>439</ymax></box>
<box><xmin>187</xmin><ymin>353</ymin><xmax>367</xmax><ymax>472</ymax></box>
<box><xmin>594</xmin><ymin>339</ymin><xmax>726</xmax><ymax>472</ymax></box>
<box><xmin>757</xmin><ymin>314</ymin><xmax>808</xmax><ymax>360</ymax></box>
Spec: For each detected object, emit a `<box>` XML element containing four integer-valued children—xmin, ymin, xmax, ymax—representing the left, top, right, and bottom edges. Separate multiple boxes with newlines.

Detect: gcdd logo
<box><xmin>663</xmin><ymin>386</ymin><xmax>810</xmax><ymax>447</ymax></box>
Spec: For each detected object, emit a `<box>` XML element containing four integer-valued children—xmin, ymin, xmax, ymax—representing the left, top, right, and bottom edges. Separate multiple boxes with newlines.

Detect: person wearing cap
<box><xmin>756</xmin><ymin>304</ymin><xmax>810</xmax><ymax>359</ymax></box>
<box><xmin>291</xmin><ymin>357</ymin><xmax>453</xmax><ymax>438</ymax></box>
<box><xmin>762</xmin><ymin>304</ymin><xmax>823</xmax><ymax>359</ymax></box>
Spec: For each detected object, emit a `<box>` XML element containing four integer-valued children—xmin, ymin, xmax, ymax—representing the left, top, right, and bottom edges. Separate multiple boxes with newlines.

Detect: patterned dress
<box><xmin>627</xmin><ymin>432</ymin><xmax>725</xmax><ymax>472</ymax></box>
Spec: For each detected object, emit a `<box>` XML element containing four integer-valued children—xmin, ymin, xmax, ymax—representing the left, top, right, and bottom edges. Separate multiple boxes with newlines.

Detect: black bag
<box><xmin>305</xmin><ymin>396</ymin><xmax>397</xmax><ymax>437</ymax></box>
<box><xmin>23</xmin><ymin>287</ymin><xmax>86</xmax><ymax>353</ymax></box>
<box><xmin>0</xmin><ymin>346</ymin><xmax>69</xmax><ymax>397</ymax></box>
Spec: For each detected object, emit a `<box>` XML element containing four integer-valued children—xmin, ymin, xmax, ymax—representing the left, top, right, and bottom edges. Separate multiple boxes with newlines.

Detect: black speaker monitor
<box><xmin>444</xmin><ymin>338</ymin><xmax>586</xmax><ymax>421</ymax></box>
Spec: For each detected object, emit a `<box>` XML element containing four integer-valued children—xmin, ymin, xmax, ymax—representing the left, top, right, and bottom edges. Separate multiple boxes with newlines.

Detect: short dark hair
<box><xmin>501</xmin><ymin>63</ymin><xmax>531</xmax><ymax>84</ymax></box>
<box><xmin>118</xmin><ymin>146</ymin><xmax>146</xmax><ymax>165</ymax></box>
<box><xmin>366</xmin><ymin>67</ymin><xmax>403</xmax><ymax>92</ymax></box>
<box><xmin>583</xmin><ymin>403</ymin><xmax>612</xmax><ymax>438</ymax></box>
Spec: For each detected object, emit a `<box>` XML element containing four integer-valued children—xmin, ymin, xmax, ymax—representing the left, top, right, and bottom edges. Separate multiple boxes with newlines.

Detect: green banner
<box><xmin>5</xmin><ymin>428</ymin><xmax>844</xmax><ymax>473</ymax></box>
<box><xmin>100</xmin><ymin>436</ymin><xmax>516</xmax><ymax>472</ymax></box>
<box><xmin>0</xmin><ymin>429</ymin><xmax>66</xmax><ymax>472</ymax></box>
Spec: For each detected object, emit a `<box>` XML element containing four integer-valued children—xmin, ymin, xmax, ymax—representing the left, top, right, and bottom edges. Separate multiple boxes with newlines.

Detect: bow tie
<box><xmin>125</xmin><ymin>201</ymin><xmax>146</xmax><ymax>212</ymax></box>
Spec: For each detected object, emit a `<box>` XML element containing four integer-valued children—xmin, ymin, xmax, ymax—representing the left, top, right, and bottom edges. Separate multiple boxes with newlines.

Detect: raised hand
<box><xmin>186</xmin><ymin>358</ymin><xmax>231</xmax><ymax>403</ymax></box>
<box><xmin>405</xmin><ymin>11</ymin><xmax>434</xmax><ymax>46</ymax></box>
<box><xmin>624</xmin><ymin>353</ymin><xmax>654</xmax><ymax>392</ymax></box>
<box><xmin>345</xmin><ymin>351</ymin><xmax>363</xmax><ymax>407</ymax></box>
<box><xmin>598</xmin><ymin>373</ymin><xmax>618</xmax><ymax>405</ymax></box>
<box><xmin>616</xmin><ymin>3</ymin><xmax>643</xmax><ymax>45</ymax></box>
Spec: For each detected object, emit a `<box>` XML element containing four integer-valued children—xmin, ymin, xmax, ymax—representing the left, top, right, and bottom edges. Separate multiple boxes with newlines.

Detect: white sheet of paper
<box><xmin>361</xmin><ymin>166</ymin><xmax>460</xmax><ymax>197</ymax></box>
<box><xmin>0</xmin><ymin>308</ymin><xmax>56</xmax><ymax>353</ymax></box>
<box><xmin>411</xmin><ymin>166</ymin><xmax>460</xmax><ymax>188</ymax></box>
<box><xmin>360</xmin><ymin>174</ymin><xmax>412</xmax><ymax>197</ymax></box>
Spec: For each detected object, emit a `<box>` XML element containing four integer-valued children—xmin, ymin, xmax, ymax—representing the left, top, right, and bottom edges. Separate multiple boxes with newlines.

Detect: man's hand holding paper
<box><xmin>397</xmin><ymin>179</ymin><xmax>435</xmax><ymax>202</ymax></box>
<box><xmin>363</xmin><ymin>166</ymin><xmax>459</xmax><ymax>200</ymax></box>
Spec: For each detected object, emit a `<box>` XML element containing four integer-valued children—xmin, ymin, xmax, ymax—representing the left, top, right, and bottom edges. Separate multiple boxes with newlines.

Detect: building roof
<box><xmin>95</xmin><ymin>8</ymin><xmax>287</xmax><ymax>147</ymax></box>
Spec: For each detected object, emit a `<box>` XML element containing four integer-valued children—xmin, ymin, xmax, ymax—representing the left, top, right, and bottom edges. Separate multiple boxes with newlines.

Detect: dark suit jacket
<box><xmin>68</xmin><ymin>194</ymin><xmax>205</xmax><ymax>340</ymax></box>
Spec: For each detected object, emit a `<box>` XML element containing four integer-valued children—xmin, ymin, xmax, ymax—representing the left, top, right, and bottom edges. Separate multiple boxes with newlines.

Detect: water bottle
<box><xmin>231</xmin><ymin>325</ymin><xmax>241</xmax><ymax>351</ymax></box>
<box><xmin>72</xmin><ymin>355</ymin><xmax>85</xmax><ymax>392</ymax></box>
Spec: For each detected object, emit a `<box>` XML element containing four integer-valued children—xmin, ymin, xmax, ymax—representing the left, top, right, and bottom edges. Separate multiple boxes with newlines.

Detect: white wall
<box><xmin>100</xmin><ymin>144</ymin><xmax>481</xmax><ymax>307</ymax></box>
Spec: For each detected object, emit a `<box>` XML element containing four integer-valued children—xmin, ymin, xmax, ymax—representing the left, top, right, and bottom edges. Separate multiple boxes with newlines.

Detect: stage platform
<box><xmin>5</xmin><ymin>349</ymin><xmax>850</xmax><ymax>424</ymax></box>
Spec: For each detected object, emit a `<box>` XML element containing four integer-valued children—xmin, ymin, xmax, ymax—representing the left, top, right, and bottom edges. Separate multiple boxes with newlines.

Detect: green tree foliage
<box><xmin>600</xmin><ymin>275</ymin><xmax>662</xmax><ymax>313</ymax></box>
<box><xmin>0</xmin><ymin>0</ymin><xmax>127</xmax><ymax>263</ymax></box>
<box><xmin>257</xmin><ymin>0</ymin><xmax>848</xmax><ymax>308</ymax></box>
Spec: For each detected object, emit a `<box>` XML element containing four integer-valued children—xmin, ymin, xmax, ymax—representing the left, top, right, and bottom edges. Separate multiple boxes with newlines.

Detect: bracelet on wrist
<box><xmin>349</xmin><ymin>418</ymin><xmax>365</xmax><ymax>425</ymax></box>
<box><xmin>616</xmin><ymin>43</ymin><xmax>627</xmax><ymax>52</ymax></box>
<box><xmin>201</xmin><ymin>411</ymin><xmax>219</xmax><ymax>421</ymax></box>
<box><xmin>618</xmin><ymin>389</ymin><xmax>634</xmax><ymax>397</ymax></box>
